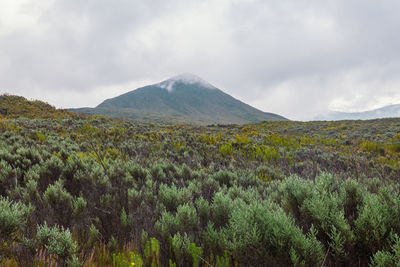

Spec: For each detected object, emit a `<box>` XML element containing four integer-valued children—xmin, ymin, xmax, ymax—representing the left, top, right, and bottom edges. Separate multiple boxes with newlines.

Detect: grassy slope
<box><xmin>0</xmin><ymin>94</ymin><xmax>80</xmax><ymax>119</ymax></box>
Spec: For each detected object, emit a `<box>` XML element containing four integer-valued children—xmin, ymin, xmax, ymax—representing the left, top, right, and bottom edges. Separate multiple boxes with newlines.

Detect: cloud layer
<box><xmin>1</xmin><ymin>0</ymin><xmax>400</xmax><ymax>120</ymax></box>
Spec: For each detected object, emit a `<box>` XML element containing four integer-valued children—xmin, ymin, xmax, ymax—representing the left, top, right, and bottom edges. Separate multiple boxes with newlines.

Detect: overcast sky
<box><xmin>1</xmin><ymin>0</ymin><xmax>400</xmax><ymax>120</ymax></box>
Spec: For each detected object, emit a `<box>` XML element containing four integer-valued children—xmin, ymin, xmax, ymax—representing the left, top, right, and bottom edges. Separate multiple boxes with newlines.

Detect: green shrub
<box><xmin>256</xmin><ymin>165</ymin><xmax>283</xmax><ymax>182</ymax></box>
<box><xmin>36</xmin><ymin>223</ymin><xmax>78</xmax><ymax>264</ymax></box>
<box><xmin>43</xmin><ymin>179</ymin><xmax>73</xmax><ymax>225</ymax></box>
<box><xmin>170</xmin><ymin>232</ymin><xmax>191</xmax><ymax>265</ymax></box>
<box><xmin>120</xmin><ymin>208</ymin><xmax>129</xmax><ymax>228</ymax></box>
<box><xmin>355</xmin><ymin>193</ymin><xmax>391</xmax><ymax>255</ymax></box>
<box><xmin>225</xmin><ymin>202</ymin><xmax>324</xmax><ymax>266</ymax></box>
<box><xmin>300</xmin><ymin>175</ymin><xmax>353</xmax><ymax>254</ymax></box>
<box><xmin>215</xmin><ymin>250</ymin><xmax>230</xmax><ymax>267</ymax></box>
<box><xmin>72</xmin><ymin>196</ymin><xmax>87</xmax><ymax>218</ymax></box>
<box><xmin>188</xmin><ymin>242</ymin><xmax>203</xmax><ymax>267</ymax></box>
<box><xmin>370</xmin><ymin>234</ymin><xmax>400</xmax><ymax>266</ymax></box>
<box><xmin>211</xmin><ymin>192</ymin><xmax>234</xmax><ymax>228</ymax></box>
<box><xmin>175</xmin><ymin>203</ymin><xmax>198</xmax><ymax>234</ymax></box>
<box><xmin>0</xmin><ymin>197</ymin><xmax>31</xmax><ymax>241</ymax></box>
<box><xmin>342</xmin><ymin>179</ymin><xmax>364</xmax><ymax>224</ymax></box>
<box><xmin>202</xmin><ymin>222</ymin><xmax>227</xmax><ymax>255</ymax></box>
<box><xmin>35</xmin><ymin>132</ymin><xmax>46</xmax><ymax>142</ymax></box>
<box><xmin>0</xmin><ymin>160</ymin><xmax>14</xmax><ymax>194</ymax></box>
<box><xmin>279</xmin><ymin>175</ymin><xmax>314</xmax><ymax>221</ymax></box>
<box><xmin>219</xmin><ymin>142</ymin><xmax>234</xmax><ymax>158</ymax></box>
<box><xmin>158</xmin><ymin>184</ymin><xmax>192</xmax><ymax>212</ymax></box>
<box><xmin>144</xmin><ymin>237</ymin><xmax>160</xmax><ymax>266</ymax></box>
<box><xmin>156</xmin><ymin>211</ymin><xmax>179</xmax><ymax>240</ymax></box>
<box><xmin>213</xmin><ymin>170</ymin><xmax>237</xmax><ymax>186</ymax></box>
<box><xmin>196</xmin><ymin>197</ymin><xmax>210</xmax><ymax>225</ymax></box>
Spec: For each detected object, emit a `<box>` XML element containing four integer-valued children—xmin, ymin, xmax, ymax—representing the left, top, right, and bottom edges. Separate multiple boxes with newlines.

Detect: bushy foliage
<box><xmin>36</xmin><ymin>224</ymin><xmax>78</xmax><ymax>263</ymax></box>
<box><xmin>0</xmin><ymin>197</ymin><xmax>31</xmax><ymax>241</ymax></box>
<box><xmin>1</xmin><ymin>100</ymin><xmax>400</xmax><ymax>266</ymax></box>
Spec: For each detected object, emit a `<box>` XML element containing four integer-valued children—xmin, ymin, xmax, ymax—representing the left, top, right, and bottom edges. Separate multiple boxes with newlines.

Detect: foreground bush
<box><xmin>1</xmin><ymin>114</ymin><xmax>400</xmax><ymax>266</ymax></box>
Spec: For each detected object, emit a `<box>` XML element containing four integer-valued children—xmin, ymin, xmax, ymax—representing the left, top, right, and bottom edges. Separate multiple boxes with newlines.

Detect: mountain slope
<box><xmin>316</xmin><ymin>104</ymin><xmax>400</xmax><ymax>121</ymax></box>
<box><xmin>71</xmin><ymin>73</ymin><xmax>287</xmax><ymax>124</ymax></box>
<box><xmin>0</xmin><ymin>94</ymin><xmax>79</xmax><ymax>119</ymax></box>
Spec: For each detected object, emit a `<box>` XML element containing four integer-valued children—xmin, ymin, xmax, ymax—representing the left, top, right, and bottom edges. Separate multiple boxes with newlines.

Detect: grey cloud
<box><xmin>1</xmin><ymin>0</ymin><xmax>400</xmax><ymax>119</ymax></box>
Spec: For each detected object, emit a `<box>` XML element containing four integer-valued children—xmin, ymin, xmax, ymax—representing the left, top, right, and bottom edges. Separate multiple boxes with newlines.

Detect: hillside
<box><xmin>0</xmin><ymin>94</ymin><xmax>81</xmax><ymax>119</ymax></box>
<box><xmin>316</xmin><ymin>104</ymin><xmax>400</xmax><ymax>120</ymax></box>
<box><xmin>71</xmin><ymin>73</ymin><xmax>287</xmax><ymax>125</ymax></box>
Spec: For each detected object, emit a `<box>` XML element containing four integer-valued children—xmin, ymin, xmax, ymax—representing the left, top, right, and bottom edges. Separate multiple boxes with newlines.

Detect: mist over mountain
<box><xmin>71</xmin><ymin>73</ymin><xmax>287</xmax><ymax>124</ymax></box>
<box><xmin>316</xmin><ymin>104</ymin><xmax>400</xmax><ymax>121</ymax></box>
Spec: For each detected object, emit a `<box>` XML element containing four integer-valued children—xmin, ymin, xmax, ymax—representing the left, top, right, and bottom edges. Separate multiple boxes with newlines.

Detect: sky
<box><xmin>1</xmin><ymin>0</ymin><xmax>400</xmax><ymax>120</ymax></box>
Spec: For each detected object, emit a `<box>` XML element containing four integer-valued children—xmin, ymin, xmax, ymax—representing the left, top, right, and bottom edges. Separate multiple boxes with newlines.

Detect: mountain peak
<box><xmin>157</xmin><ymin>73</ymin><xmax>215</xmax><ymax>92</ymax></box>
<box><xmin>76</xmin><ymin>73</ymin><xmax>287</xmax><ymax>124</ymax></box>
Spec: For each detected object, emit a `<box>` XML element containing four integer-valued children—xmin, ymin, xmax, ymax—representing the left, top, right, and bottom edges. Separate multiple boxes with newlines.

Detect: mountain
<box><xmin>71</xmin><ymin>73</ymin><xmax>287</xmax><ymax>124</ymax></box>
<box><xmin>316</xmin><ymin>104</ymin><xmax>400</xmax><ymax>121</ymax></box>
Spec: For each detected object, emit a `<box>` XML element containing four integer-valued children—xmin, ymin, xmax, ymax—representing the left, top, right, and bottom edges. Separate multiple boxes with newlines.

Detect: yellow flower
<box><xmin>131</xmin><ymin>262</ymin><xmax>135</xmax><ymax>266</ymax></box>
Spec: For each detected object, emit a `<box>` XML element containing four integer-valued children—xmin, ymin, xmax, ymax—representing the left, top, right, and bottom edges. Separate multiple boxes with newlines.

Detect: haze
<box><xmin>1</xmin><ymin>0</ymin><xmax>400</xmax><ymax>120</ymax></box>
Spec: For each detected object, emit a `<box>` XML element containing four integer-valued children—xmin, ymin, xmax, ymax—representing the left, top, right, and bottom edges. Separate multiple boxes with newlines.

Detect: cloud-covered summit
<box><xmin>157</xmin><ymin>73</ymin><xmax>215</xmax><ymax>92</ymax></box>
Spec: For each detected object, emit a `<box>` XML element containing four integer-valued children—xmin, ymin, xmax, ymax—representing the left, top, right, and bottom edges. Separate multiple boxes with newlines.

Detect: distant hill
<box><xmin>70</xmin><ymin>73</ymin><xmax>287</xmax><ymax>125</ymax></box>
<box><xmin>316</xmin><ymin>104</ymin><xmax>400</xmax><ymax>121</ymax></box>
<box><xmin>0</xmin><ymin>94</ymin><xmax>79</xmax><ymax>119</ymax></box>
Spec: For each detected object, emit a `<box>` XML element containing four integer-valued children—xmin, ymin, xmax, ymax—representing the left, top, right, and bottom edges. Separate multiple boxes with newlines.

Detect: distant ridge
<box><xmin>0</xmin><ymin>94</ymin><xmax>79</xmax><ymax>119</ymax></box>
<box><xmin>71</xmin><ymin>73</ymin><xmax>287</xmax><ymax>125</ymax></box>
<box><xmin>316</xmin><ymin>104</ymin><xmax>400</xmax><ymax>121</ymax></box>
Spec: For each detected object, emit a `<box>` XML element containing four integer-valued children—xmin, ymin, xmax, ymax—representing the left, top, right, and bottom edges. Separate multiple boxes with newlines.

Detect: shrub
<box><xmin>36</xmin><ymin>223</ymin><xmax>78</xmax><ymax>265</ymax></box>
<box><xmin>279</xmin><ymin>175</ymin><xmax>314</xmax><ymax>221</ymax></box>
<box><xmin>170</xmin><ymin>232</ymin><xmax>191</xmax><ymax>265</ymax></box>
<box><xmin>196</xmin><ymin>197</ymin><xmax>210</xmax><ymax>226</ymax></box>
<box><xmin>72</xmin><ymin>196</ymin><xmax>87</xmax><ymax>218</ymax></box>
<box><xmin>213</xmin><ymin>170</ymin><xmax>237</xmax><ymax>186</ymax></box>
<box><xmin>0</xmin><ymin>160</ymin><xmax>14</xmax><ymax>195</ymax></box>
<box><xmin>156</xmin><ymin>211</ymin><xmax>179</xmax><ymax>240</ymax></box>
<box><xmin>211</xmin><ymin>192</ymin><xmax>234</xmax><ymax>229</ymax></box>
<box><xmin>188</xmin><ymin>242</ymin><xmax>203</xmax><ymax>267</ymax></box>
<box><xmin>175</xmin><ymin>203</ymin><xmax>198</xmax><ymax>234</ymax></box>
<box><xmin>354</xmin><ymin>193</ymin><xmax>391</xmax><ymax>255</ymax></box>
<box><xmin>158</xmin><ymin>184</ymin><xmax>192</xmax><ymax>212</ymax></box>
<box><xmin>225</xmin><ymin>202</ymin><xmax>324</xmax><ymax>266</ymax></box>
<box><xmin>202</xmin><ymin>222</ymin><xmax>227</xmax><ymax>255</ymax></box>
<box><xmin>370</xmin><ymin>234</ymin><xmax>400</xmax><ymax>266</ymax></box>
<box><xmin>143</xmin><ymin>237</ymin><xmax>160</xmax><ymax>266</ymax></box>
<box><xmin>43</xmin><ymin>179</ymin><xmax>73</xmax><ymax>225</ymax></box>
<box><xmin>0</xmin><ymin>197</ymin><xmax>31</xmax><ymax>241</ymax></box>
<box><xmin>300</xmin><ymin>175</ymin><xmax>353</xmax><ymax>252</ymax></box>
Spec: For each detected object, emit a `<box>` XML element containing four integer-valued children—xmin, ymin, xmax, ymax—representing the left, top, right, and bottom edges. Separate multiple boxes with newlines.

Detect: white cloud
<box><xmin>0</xmin><ymin>0</ymin><xmax>55</xmax><ymax>35</ymax></box>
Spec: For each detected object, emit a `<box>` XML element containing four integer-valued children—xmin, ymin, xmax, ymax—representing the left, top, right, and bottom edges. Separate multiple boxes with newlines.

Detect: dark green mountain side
<box><xmin>70</xmin><ymin>73</ymin><xmax>287</xmax><ymax>125</ymax></box>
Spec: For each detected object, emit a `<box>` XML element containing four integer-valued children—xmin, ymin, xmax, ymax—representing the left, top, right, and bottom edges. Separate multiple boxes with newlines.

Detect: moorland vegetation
<box><xmin>1</xmin><ymin>95</ymin><xmax>400</xmax><ymax>266</ymax></box>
